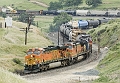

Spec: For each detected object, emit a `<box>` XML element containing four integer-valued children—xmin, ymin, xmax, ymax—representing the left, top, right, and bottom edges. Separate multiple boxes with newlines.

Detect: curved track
<box><xmin>22</xmin><ymin>32</ymin><xmax>103</xmax><ymax>83</ymax></box>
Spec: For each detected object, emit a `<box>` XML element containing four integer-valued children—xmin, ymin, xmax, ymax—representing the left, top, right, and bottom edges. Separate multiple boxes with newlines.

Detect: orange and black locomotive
<box><xmin>24</xmin><ymin>34</ymin><xmax>92</xmax><ymax>73</ymax></box>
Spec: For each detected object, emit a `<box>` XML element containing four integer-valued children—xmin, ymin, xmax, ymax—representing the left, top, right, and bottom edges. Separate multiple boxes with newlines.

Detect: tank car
<box><xmin>107</xmin><ymin>10</ymin><xmax>119</xmax><ymax>17</ymax></box>
<box><xmin>78</xmin><ymin>20</ymin><xmax>89</xmax><ymax>29</ymax></box>
<box><xmin>65</xmin><ymin>10</ymin><xmax>76</xmax><ymax>16</ymax></box>
<box><xmin>117</xmin><ymin>12</ymin><xmax>120</xmax><ymax>17</ymax></box>
<box><xmin>87</xmin><ymin>20</ymin><xmax>100</xmax><ymax>28</ymax></box>
<box><xmin>76</xmin><ymin>10</ymin><xmax>90</xmax><ymax>16</ymax></box>
<box><xmin>89</xmin><ymin>10</ymin><xmax>108</xmax><ymax>16</ymax></box>
<box><xmin>98</xmin><ymin>18</ymin><xmax>110</xmax><ymax>25</ymax></box>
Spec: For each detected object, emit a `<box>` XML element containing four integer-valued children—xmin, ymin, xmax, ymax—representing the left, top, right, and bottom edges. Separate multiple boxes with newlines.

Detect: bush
<box><xmin>12</xmin><ymin>58</ymin><xmax>22</xmax><ymax>65</ymax></box>
<box><xmin>88</xmin><ymin>29</ymin><xmax>95</xmax><ymax>34</ymax></box>
<box><xmin>99</xmin><ymin>28</ymin><xmax>106</xmax><ymax>34</ymax></box>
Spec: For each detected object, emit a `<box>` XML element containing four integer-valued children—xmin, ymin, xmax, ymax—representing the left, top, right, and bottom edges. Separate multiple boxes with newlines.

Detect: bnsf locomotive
<box><xmin>24</xmin><ymin>34</ymin><xmax>92</xmax><ymax>73</ymax></box>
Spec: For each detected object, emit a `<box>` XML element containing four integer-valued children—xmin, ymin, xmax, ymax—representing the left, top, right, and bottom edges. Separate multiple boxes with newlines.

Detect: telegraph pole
<box><xmin>97</xmin><ymin>32</ymin><xmax>100</xmax><ymax>53</ymax></box>
<box><xmin>58</xmin><ymin>28</ymin><xmax>59</xmax><ymax>45</ymax></box>
<box><xmin>20</xmin><ymin>14</ymin><xmax>33</xmax><ymax>45</ymax></box>
<box><xmin>25</xmin><ymin>27</ymin><xmax>28</xmax><ymax>45</ymax></box>
<box><xmin>20</xmin><ymin>27</ymin><xmax>31</xmax><ymax>45</ymax></box>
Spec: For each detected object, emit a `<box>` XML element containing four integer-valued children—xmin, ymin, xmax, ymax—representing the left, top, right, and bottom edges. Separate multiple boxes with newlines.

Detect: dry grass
<box><xmin>0</xmin><ymin>17</ymin><xmax>52</xmax><ymax>72</ymax></box>
<box><xmin>0</xmin><ymin>68</ymin><xmax>28</xmax><ymax>83</ymax></box>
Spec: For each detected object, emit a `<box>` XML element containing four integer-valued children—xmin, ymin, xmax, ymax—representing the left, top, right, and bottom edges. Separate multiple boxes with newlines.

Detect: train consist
<box><xmin>6</xmin><ymin>9</ymin><xmax>120</xmax><ymax>17</ymax></box>
<box><xmin>60</xmin><ymin>18</ymin><xmax>110</xmax><ymax>41</ymax></box>
<box><xmin>24</xmin><ymin>32</ymin><xmax>92</xmax><ymax>73</ymax></box>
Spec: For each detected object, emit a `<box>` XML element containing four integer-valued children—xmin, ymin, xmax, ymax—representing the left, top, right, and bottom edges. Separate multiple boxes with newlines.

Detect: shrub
<box><xmin>99</xmin><ymin>28</ymin><xmax>106</xmax><ymax>34</ymax></box>
<box><xmin>12</xmin><ymin>58</ymin><xmax>22</xmax><ymax>65</ymax></box>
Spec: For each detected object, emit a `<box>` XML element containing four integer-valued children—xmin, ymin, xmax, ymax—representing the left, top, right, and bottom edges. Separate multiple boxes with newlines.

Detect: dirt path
<box><xmin>30</xmin><ymin>0</ymin><xmax>49</xmax><ymax>8</ymax></box>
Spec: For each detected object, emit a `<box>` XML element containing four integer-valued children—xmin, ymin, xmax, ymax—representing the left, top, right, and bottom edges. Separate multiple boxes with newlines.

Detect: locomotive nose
<box><xmin>25</xmin><ymin>55</ymin><xmax>36</xmax><ymax>65</ymax></box>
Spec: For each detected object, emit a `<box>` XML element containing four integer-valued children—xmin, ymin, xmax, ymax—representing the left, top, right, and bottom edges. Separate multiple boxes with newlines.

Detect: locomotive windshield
<box><xmin>68</xmin><ymin>45</ymin><xmax>73</xmax><ymax>49</ymax></box>
<box><xmin>27</xmin><ymin>51</ymin><xmax>33</xmax><ymax>55</ymax></box>
<box><xmin>33</xmin><ymin>48</ymin><xmax>41</xmax><ymax>55</ymax></box>
<box><xmin>33</xmin><ymin>50</ymin><xmax>40</xmax><ymax>55</ymax></box>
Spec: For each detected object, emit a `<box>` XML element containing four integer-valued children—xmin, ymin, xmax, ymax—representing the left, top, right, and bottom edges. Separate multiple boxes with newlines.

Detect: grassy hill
<box><xmin>0</xmin><ymin>68</ymin><xmax>28</xmax><ymax>83</ymax></box>
<box><xmin>0</xmin><ymin>17</ymin><xmax>52</xmax><ymax>72</ymax></box>
<box><xmin>0</xmin><ymin>0</ymin><xmax>120</xmax><ymax>10</ymax></box>
<box><xmin>87</xmin><ymin>19</ymin><xmax>120</xmax><ymax>83</ymax></box>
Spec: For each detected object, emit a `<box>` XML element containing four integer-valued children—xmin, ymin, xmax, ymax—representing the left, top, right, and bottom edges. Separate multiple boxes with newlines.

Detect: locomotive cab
<box><xmin>24</xmin><ymin>48</ymin><xmax>43</xmax><ymax>73</ymax></box>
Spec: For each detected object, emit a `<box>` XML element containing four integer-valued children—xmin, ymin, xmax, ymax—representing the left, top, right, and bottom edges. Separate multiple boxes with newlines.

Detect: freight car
<box><xmin>24</xmin><ymin>36</ymin><xmax>92</xmax><ymax>73</ymax></box>
<box><xmin>5</xmin><ymin>9</ymin><xmax>120</xmax><ymax>17</ymax></box>
<box><xmin>60</xmin><ymin>18</ymin><xmax>110</xmax><ymax>42</ymax></box>
<box><xmin>38</xmin><ymin>10</ymin><xmax>120</xmax><ymax>17</ymax></box>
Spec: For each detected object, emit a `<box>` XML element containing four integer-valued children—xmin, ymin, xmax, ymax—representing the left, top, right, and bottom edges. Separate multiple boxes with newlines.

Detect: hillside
<box><xmin>0</xmin><ymin>0</ymin><xmax>120</xmax><ymax>10</ymax></box>
<box><xmin>0</xmin><ymin>17</ymin><xmax>52</xmax><ymax>72</ymax></box>
<box><xmin>0</xmin><ymin>68</ymin><xmax>28</xmax><ymax>83</ymax></box>
<box><xmin>87</xmin><ymin>18</ymin><xmax>120</xmax><ymax>83</ymax></box>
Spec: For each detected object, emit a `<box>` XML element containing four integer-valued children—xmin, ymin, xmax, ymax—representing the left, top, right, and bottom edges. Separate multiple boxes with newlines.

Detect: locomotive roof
<box><xmin>43</xmin><ymin>45</ymin><xmax>68</xmax><ymax>51</ymax></box>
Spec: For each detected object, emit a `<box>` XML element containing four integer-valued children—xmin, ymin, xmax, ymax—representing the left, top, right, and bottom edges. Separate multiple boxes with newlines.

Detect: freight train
<box><xmin>60</xmin><ymin>18</ymin><xmax>110</xmax><ymax>41</ymax></box>
<box><xmin>24</xmin><ymin>33</ymin><xmax>92</xmax><ymax>73</ymax></box>
<box><xmin>5</xmin><ymin>9</ymin><xmax>120</xmax><ymax>17</ymax></box>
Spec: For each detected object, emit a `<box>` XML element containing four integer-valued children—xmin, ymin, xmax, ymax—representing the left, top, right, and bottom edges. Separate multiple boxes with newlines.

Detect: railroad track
<box><xmin>21</xmin><ymin>31</ymin><xmax>100</xmax><ymax>82</ymax></box>
<box><xmin>22</xmin><ymin>45</ymin><xmax>99</xmax><ymax>78</ymax></box>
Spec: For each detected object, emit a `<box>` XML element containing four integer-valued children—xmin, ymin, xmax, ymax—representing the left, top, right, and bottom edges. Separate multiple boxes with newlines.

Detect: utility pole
<box><xmin>97</xmin><ymin>32</ymin><xmax>100</xmax><ymax>53</ymax></box>
<box><xmin>58</xmin><ymin>28</ymin><xmax>59</xmax><ymax>45</ymax></box>
<box><xmin>20</xmin><ymin>27</ymin><xmax>32</xmax><ymax>45</ymax></box>
<box><xmin>20</xmin><ymin>14</ymin><xmax>33</xmax><ymax>45</ymax></box>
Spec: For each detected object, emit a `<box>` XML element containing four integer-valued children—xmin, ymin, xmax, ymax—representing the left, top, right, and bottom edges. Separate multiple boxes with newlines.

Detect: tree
<box><xmin>64</xmin><ymin>0</ymin><xmax>82</xmax><ymax>7</ymax></box>
<box><xmin>49</xmin><ymin>12</ymin><xmax>72</xmax><ymax>32</ymax></box>
<box><xmin>18</xmin><ymin>13</ymin><xmax>35</xmax><ymax>25</ymax></box>
<box><xmin>48</xmin><ymin>1</ymin><xmax>63</xmax><ymax>10</ymax></box>
<box><xmin>53</xmin><ymin>12</ymin><xmax>72</xmax><ymax>27</ymax></box>
<box><xmin>0</xmin><ymin>12</ymin><xmax>6</xmax><ymax>18</ymax></box>
<box><xmin>86</xmin><ymin>0</ymin><xmax>102</xmax><ymax>7</ymax></box>
<box><xmin>48</xmin><ymin>0</ymin><xmax>83</xmax><ymax>10</ymax></box>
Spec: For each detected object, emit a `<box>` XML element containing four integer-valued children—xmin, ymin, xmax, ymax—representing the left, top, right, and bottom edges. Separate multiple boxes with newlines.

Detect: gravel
<box><xmin>74</xmin><ymin>69</ymin><xmax>99</xmax><ymax>76</ymax></box>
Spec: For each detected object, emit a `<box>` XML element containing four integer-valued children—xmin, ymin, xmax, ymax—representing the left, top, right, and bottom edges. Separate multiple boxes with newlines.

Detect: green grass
<box><xmin>87</xmin><ymin>18</ymin><xmax>120</xmax><ymax>83</ymax></box>
<box><xmin>0</xmin><ymin>0</ymin><xmax>26</xmax><ymax>6</ymax></box>
<box><xmin>94</xmin><ymin>45</ymin><xmax>120</xmax><ymax>83</ymax></box>
<box><xmin>14</xmin><ymin>1</ymin><xmax>47</xmax><ymax>10</ymax></box>
<box><xmin>0</xmin><ymin>17</ymin><xmax>52</xmax><ymax>72</ymax></box>
<box><xmin>88</xmin><ymin>19</ymin><xmax>120</xmax><ymax>47</ymax></box>
<box><xmin>0</xmin><ymin>0</ymin><xmax>120</xmax><ymax>10</ymax></box>
<box><xmin>33</xmin><ymin>0</ymin><xmax>58</xmax><ymax>5</ymax></box>
<box><xmin>34</xmin><ymin>16</ymin><xmax>54</xmax><ymax>32</ymax></box>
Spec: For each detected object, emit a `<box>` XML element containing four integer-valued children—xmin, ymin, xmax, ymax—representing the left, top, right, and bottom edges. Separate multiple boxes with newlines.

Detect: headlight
<box><xmin>33</xmin><ymin>62</ymin><xmax>36</xmax><ymax>64</ymax></box>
